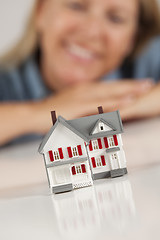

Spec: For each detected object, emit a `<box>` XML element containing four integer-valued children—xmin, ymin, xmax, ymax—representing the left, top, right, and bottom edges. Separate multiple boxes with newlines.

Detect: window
<box><xmin>76</xmin><ymin>165</ymin><xmax>82</xmax><ymax>174</ymax></box>
<box><xmin>91</xmin><ymin>156</ymin><xmax>106</xmax><ymax>168</ymax></box>
<box><xmin>92</xmin><ymin>140</ymin><xmax>99</xmax><ymax>150</ymax></box>
<box><xmin>96</xmin><ymin>157</ymin><xmax>102</xmax><ymax>167</ymax></box>
<box><xmin>72</xmin><ymin>147</ymin><xmax>78</xmax><ymax>157</ymax></box>
<box><xmin>71</xmin><ymin>164</ymin><xmax>86</xmax><ymax>175</ymax></box>
<box><xmin>108</xmin><ymin>137</ymin><xmax>115</xmax><ymax>147</ymax></box>
<box><xmin>99</xmin><ymin>123</ymin><xmax>104</xmax><ymax>131</ymax></box>
<box><xmin>53</xmin><ymin>151</ymin><xmax>60</xmax><ymax>160</ymax></box>
<box><xmin>68</xmin><ymin>145</ymin><xmax>83</xmax><ymax>158</ymax></box>
<box><xmin>48</xmin><ymin>149</ymin><xmax>64</xmax><ymax>162</ymax></box>
<box><xmin>111</xmin><ymin>153</ymin><xmax>118</xmax><ymax>161</ymax></box>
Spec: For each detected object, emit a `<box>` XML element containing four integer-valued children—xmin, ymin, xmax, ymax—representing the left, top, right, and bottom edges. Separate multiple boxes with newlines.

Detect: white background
<box><xmin>0</xmin><ymin>0</ymin><xmax>34</xmax><ymax>56</ymax></box>
<box><xmin>0</xmin><ymin>0</ymin><xmax>160</xmax><ymax>56</ymax></box>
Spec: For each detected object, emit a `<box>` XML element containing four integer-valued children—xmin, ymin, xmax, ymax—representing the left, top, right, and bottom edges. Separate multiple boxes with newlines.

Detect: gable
<box><xmin>90</xmin><ymin>119</ymin><xmax>116</xmax><ymax>135</ymax></box>
<box><xmin>41</xmin><ymin>122</ymin><xmax>86</xmax><ymax>154</ymax></box>
<box><xmin>38</xmin><ymin>116</ymin><xmax>88</xmax><ymax>153</ymax></box>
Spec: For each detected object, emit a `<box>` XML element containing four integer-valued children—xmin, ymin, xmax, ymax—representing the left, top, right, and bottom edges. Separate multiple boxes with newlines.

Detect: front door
<box><xmin>109</xmin><ymin>153</ymin><xmax>120</xmax><ymax>170</ymax></box>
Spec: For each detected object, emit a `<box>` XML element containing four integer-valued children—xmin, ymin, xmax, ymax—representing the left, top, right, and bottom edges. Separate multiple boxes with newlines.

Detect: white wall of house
<box><xmin>43</xmin><ymin>127</ymin><xmax>126</xmax><ymax>188</ymax></box>
<box><xmin>87</xmin><ymin>134</ymin><xmax>126</xmax><ymax>173</ymax></box>
<box><xmin>43</xmin><ymin>122</ymin><xmax>87</xmax><ymax>165</ymax></box>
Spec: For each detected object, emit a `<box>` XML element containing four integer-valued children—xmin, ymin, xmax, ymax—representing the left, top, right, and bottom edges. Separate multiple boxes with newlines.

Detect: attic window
<box><xmin>99</xmin><ymin>123</ymin><xmax>104</xmax><ymax>131</ymax></box>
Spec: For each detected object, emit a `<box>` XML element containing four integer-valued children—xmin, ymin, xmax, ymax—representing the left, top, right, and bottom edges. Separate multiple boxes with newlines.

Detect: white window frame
<box><xmin>76</xmin><ymin>165</ymin><xmax>82</xmax><ymax>174</ymax></box>
<box><xmin>108</xmin><ymin>136</ymin><xmax>115</xmax><ymax>147</ymax></box>
<box><xmin>72</xmin><ymin>146</ymin><xmax>79</xmax><ymax>157</ymax></box>
<box><xmin>99</xmin><ymin>123</ymin><xmax>105</xmax><ymax>131</ymax></box>
<box><xmin>92</xmin><ymin>140</ymin><xmax>99</xmax><ymax>150</ymax></box>
<box><xmin>53</xmin><ymin>150</ymin><xmax>60</xmax><ymax>160</ymax></box>
<box><xmin>111</xmin><ymin>153</ymin><xmax>118</xmax><ymax>161</ymax></box>
<box><xmin>96</xmin><ymin>156</ymin><xmax>102</xmax><ymax>167</ymax></box>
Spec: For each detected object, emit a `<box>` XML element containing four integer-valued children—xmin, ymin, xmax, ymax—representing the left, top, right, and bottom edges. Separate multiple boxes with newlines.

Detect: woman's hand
<box><xmin>120</xmin><ymin>82</ymin><xmax>160</xmax><ymax>121</ymax></box>
<box><xmin>34</xmin><ymin>79</ymin><xmax>153</xmax><ymax>134</ymax></box>
<box><xmin>0</xmin><ymin>79</ymin><xmax>153</xmax><ymax>145</ymax></box>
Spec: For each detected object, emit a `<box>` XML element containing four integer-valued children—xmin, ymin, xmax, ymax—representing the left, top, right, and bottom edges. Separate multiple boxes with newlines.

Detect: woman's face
<box><xmin>36</xmin><ymin>0</ymin><xmax>139</xmax><ymax>89</ymax></box>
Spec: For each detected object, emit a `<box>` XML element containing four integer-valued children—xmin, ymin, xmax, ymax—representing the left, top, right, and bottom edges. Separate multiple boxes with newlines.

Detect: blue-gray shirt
<box><xmin>0</xmin><ymin>57</ymin><xmax>50</xmax><ymax>101</ymax></box>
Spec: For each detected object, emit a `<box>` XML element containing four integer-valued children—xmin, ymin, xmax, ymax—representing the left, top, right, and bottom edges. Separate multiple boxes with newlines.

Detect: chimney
<box><xmin>51</xmin><ymin>111</ymin><xmax>57</xmax><ymax>125</ymax></box>
<box><xmin>98</xmin><ymin>106</ymin><xmax>104</xmax><ymax>114</ymax></box>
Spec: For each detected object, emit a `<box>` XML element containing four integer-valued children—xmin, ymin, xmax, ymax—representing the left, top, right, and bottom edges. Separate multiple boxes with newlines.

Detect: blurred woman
<box><xmin>0</xmin><ymin>0</ymin><xmax>160</xmax><ymax>145</ymax></box>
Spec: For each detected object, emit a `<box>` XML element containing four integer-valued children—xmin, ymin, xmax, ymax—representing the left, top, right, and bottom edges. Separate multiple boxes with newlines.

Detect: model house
<box><xmin>38</xmin><ymin>107</ymin><xmax>127</xmax><ymax>194</ymax></box>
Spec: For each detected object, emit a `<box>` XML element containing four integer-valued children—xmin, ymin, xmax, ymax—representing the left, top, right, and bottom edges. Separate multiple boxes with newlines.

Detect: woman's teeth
<box><xmin>68</xmin><ymin>44</ymin><xmax>95</xmax><ymax>60</ymax></box>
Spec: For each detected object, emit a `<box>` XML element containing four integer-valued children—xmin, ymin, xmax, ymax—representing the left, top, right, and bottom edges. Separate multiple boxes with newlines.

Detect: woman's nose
<box><xmin>81</xmin><ymin>14</ymin><xmax>106</xmax><ymax>41</ymax></box>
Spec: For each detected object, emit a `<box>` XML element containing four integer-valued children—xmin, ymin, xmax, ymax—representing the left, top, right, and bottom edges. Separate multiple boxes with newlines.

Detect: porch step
<box><xmin>110</xmin><ymin>168</ymin><xmax>127</xmax><ymax>178</ymax></box>
<box><xmin>52</xmin><ymin>183</ymin><xmax>73</xmax><ymax>194</ymax></box>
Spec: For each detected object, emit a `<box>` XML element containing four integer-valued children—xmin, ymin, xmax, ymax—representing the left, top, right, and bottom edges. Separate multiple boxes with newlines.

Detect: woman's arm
<box><xmin>120</xmin><ymin>82</ymin><xmax>160</xmax><ymax>120</ymax></box>
<box><xmin>0</xmin><ymin>102</ymin><xmax>42</xmax><ymax>145</ymax></box>
<box><xmin>0</xmin><ymin>80</ymin><xmax>152</xmax><ymax>145</ymax></box>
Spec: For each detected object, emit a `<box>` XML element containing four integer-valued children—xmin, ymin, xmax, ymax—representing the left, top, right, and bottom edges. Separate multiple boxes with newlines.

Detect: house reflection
<box><xmin>51</xmin><ymin>177</ymin><xmax>136</xmax><ymax>238</ymax></box>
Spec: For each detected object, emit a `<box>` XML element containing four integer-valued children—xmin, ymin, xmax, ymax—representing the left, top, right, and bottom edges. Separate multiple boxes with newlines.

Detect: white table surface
<box><xmin>0</xmin><ymin>118</ymin><xmax>160</xmax><ymax>240</ymax></box>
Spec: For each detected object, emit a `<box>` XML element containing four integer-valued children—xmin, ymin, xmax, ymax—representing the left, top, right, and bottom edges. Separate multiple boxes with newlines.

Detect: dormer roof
<box><xmin>67</xmin><ymin>110</ymin><xmax>123</xmax><ymax>140</ymax></box>
<box><xmin>90</xmin><ymin>118</ymin><xmax>116</xmax><ymax>135</ymax></box>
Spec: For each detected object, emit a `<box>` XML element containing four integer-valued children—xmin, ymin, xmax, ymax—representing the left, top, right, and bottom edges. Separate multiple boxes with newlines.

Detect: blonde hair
<box><xmin>0</xmin><ymin>0</ymin><xmax>160</xmax><ymax>68</ymax></box>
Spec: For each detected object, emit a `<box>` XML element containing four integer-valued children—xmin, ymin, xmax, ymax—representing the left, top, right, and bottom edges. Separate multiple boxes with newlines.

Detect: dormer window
<box><xmin>90</xmin><ymin>120</ymin><xmax>114</xmax><ymax>135</ymax></box>
<box><xmin>99</xmin><ymin>123</ymin><xmax>104</xmax><ymax>131</ymax></box>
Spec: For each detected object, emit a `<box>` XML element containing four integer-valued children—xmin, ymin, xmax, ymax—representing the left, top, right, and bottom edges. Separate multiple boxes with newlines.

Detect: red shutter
<box><xmin>81</xmin><ymin>164</ymin><xmax>86</xmax><ymax>173</ymax></box>
<box><xmin>104</xmin><ymin>137</ymin><xmax>109</xmax><ymax>148</ymax></box>
<box><xmin>89</xmin><ymin>141</ymin><xmax>93</xmax><ymax>151</ymax></box>
<box><xmin>101</xmin><ymin>155</ymin><xmax>106</xmax><ymax>166</ymax></box>
<box><xmin>77</xmin><ymin>145</ymin><xmax>83</xmax><ymax>156</ymax></box>
<box><xmin>91</xmin><ymin>157</ymin><xmax>96</xmax><ymax>168</ymax></box>
<box><xmin>48</xmin><ymin>151</ymin><xmax>54</xmax><ymax>162</ymax></box>
<box><xmin>113</xmin><ymin>135</ymin><xmax>118</xmax><ymax>146</ymax></box>
<box><xmin>58</xmin><ymin>148</ymin><xmax>64</xmax><ymax>159</ymax></box>
<box><xmin>97</xmin><ymin>138</ymin><xmax>102</xmax><ymax>149</ymax></box>
<box><xmin>72</xmin><ymin>166</ymin><xmax>76</xmax><ymax>175</ymax></box>
<box><xmin>67</xmin><ymin>147</ymin><xmax>73</xmax><ymax>158</ymax></box>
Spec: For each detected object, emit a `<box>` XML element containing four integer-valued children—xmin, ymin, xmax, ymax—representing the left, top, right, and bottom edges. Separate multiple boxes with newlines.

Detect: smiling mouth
<box><xmin>66</xmin><ymin>43</ymin><xmax>99</xmax><ymax>62</ymax></box>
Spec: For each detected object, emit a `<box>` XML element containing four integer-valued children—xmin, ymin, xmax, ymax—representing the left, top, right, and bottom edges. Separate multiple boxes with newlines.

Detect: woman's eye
<box><xmin>67</xmin><ymin>1</ymin><xmax>85</xmax><ymax>11</ymax></box>
<box><xmin>108</xmin><ymin>14</ymin><xmax>126</xmax><ymax>24</ymax></box>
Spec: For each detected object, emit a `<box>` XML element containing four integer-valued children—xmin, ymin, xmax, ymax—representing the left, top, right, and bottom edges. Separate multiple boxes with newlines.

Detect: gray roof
<box><xmin>67</xmin><ymin>110</ymin><xmax>123</xmax><ymax>140</ymax></box>
<box><xmin>38</xmin><ymin>110</ymin><xmax>123</xmax><ymax>153</ymax></box>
